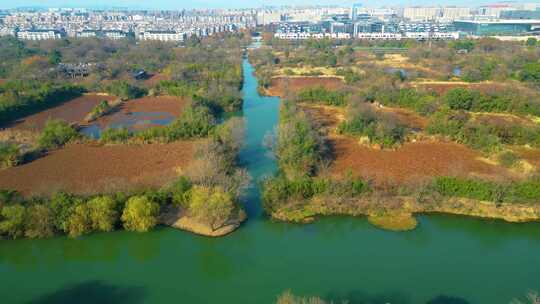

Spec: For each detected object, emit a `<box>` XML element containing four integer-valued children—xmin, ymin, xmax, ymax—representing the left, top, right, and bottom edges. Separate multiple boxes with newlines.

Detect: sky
<box><xmin>2</xmin><ymin>0</ymin><xmax>536</xmax><ymax>10</ymax></box>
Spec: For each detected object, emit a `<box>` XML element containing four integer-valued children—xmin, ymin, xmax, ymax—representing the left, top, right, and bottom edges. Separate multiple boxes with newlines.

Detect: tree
<box><xmin>87</xmin><ymin>196</ymin><xmax>118</xmax><ymax>232</ymax></box>
<box><xmin>121</xmin><ymin>196</ymin><xmax>160</xmax><ymax>232</ymax></box>
<box><xmin>66</xmin><ymin>203</ymin><xmax>92</xmax><ymax>238</ymax></box>
<box><xmin>526</xmin><ymin>37</ymin><xmax>538</xmax><ymax>47</ymax></box>
<box><xmin>445</xmin><ymin>88</ymin><xmax>477</xmax><ymax>110</ymax></box>
<box><xmin>520</xmin><ymin>62</ymin><xmax>540</xmax><ymax>83</ymax></box>
<box><xmin>188</xmin><ymin>186</ymin><xmax>236</xmax><ymax>231</ymax></box>
<box><xmin>38</xmin><ymin>119</ymin><xmax>79</xmax><ymax>149</ymax></box>
<box><xmin>48</xmin><ymin>49</ymin><xmax>62</xmax><ymax>65</ymax></box>
<box><xmin>0</xmin><ymin>204</ymin><xmax>26</xmax><ymax>239</ymax></box>
<box><xmin>50</xmin><ymin>192</ymin><xmax>79</xmax><ymax>233</ymax></box>
<box><xmin>0</xmin><ymin>142</ymin><xmax>21</xmax><ymax>168</ymax></box>
<box><xmin>24</xmin><ymin>204</ymin><xmax>55</xmax><ymax>239</ymax></box>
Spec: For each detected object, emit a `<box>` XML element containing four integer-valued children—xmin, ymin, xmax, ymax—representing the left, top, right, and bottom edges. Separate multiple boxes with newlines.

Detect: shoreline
<box><xmin>159</xmin><ymin>206</ymin><xmax>247</xmax><ymax>237</ymax></box>
<box><xmin>269</xmin><ymin>196</ymin><xmax>540</xmax><ymax>231</ymax></box>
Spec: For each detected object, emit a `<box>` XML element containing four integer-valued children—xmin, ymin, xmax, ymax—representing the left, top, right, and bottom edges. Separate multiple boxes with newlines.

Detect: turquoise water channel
<box><xmin>0</xmin><ymin>59</ymin><xmax>539</xmax><ymax>304</ymax></box>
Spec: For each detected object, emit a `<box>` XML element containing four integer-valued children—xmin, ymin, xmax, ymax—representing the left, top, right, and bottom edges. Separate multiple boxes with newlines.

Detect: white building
<box><xmin>403</xmin><ymin>7</ymin><xmax>441</xmax><ymax>21</ymax></box>
<box><xmin>357</xmin><ymin>33</ymin><xmax>402</xmax><ymax>40</ymax></box>
<box><xmin>404</xmin><ymin>31</ymin><xmax>459</xmax><ymax>40</ymax></box>
<box><xmin>0</xmin><ymin>27</ymin><xmax>16</xmax><ymax>37</ymax></box>
<box><xmin>76</xmin><ymin>30</ymin><xmax>97</xmax><ymax>38</ymax></box>
<box><xmin>274</xmin><ymin>32</ymin><xmax>350</xmax><ymax>40</ymax></box>
<box><xmin>17</xmin><ymin>30</ymin><xmax>64</xmax><ymax>40</ymax></box>
<box><xmin>103</xmin><ymin>30</ymin><xmax>128</xmax><ymax>39</ymax></box>
<box><xmin>441</xmin><ymin>7</ymin><xmax>471</xmax><ymax>21</ymax></box>
<box><xmin>139</xmin><ymin>31</ymin><xmax>185</xmax><ymax>42</ymax></box>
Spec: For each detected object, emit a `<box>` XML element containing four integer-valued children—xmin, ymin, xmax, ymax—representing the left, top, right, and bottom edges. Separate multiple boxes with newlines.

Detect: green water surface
<box><xmin>0</xmin><ymin>59</ymin><xmax>539</xmax><ymax>304</ymax></box>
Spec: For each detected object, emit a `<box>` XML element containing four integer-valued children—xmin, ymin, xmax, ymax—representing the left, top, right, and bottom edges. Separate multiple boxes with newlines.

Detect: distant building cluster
<box><xmin>266</xmin><ymin>2</ymin><xmax>540</xmax><ymax>40</ymax></box>
<box><xmin>1</xmin><ymin>3</ymin><xmax>540</xmax><ymax>42</ymax></box>
<box><xmin>0</xmin><ymin>8</ymin><xmax>256</xmax><ymax>41</ymax></box>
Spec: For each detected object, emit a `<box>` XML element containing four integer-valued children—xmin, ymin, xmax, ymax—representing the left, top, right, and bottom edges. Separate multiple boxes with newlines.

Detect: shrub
<box><xmin>100</xmin><ymin>127</ymin><xmax>131</xmax><ymax>143</ymax></box>
<box><xmin>87</xmin><ymin>196</ymin><xmax>118</xmax><ymax>232</ymax></box>
<box><xmin>0</xmin><ymin>204</ymin><xmax>26</xmax><ymax>239</ymax></box>
<box><xmin>498</xmin><ymin>151</ymin><xmax>519</xmax><ymax>168</ymax></box>
<box><xmin>297</xmin><ymin>86</ymin><xmax>348</xmax><ymax>106</ymax></box>
<box><xmin>38</xmin><ymin>119</ymin><xmax>78</xmax><ymax>149</ymax></box>
<box><xmin>121</xmin><ymin>196</ymin><xmax>160</xmax><ymax>232</ymax></box>
<box><xmin>505</xmin><ymin>179</ymin><xmax>540</xmax><ymax>204</ymax></box>
<box><xmin>188</xmin><ymin>186</ymin><xmax>236</xmax><ymax>231</ymax></box>
<box><xmin>24</xmin><ymin>204</ymin><xmax>55</xmax><ymax>239</ymax></box>
<box><xmin>165</xmin><ymin>105</ymin><xmax>215</xmax><ymax>141</ymax></box>
<box><xmin>50</xmin><ymin>192</ymin><xmax>79</xmax><ymax>233</ymax></box>
<box><xmin>434</xmin><ymin>177</ymin><xmax>498</xmax><ymax>202</ymax></box>
<box><xmin>338</xmin><ymin>104</ymin><xmax>408</xmax><ymax>148</ymax></box>
<box><xmin>86</xmin><ymin>100</ymin><xmax>112</xmax><ymax>121</ymax></box>
<box><xmin>66</xmin><ymin>203</ymin><xmax>92</xmax><ymax>238</ymax></box>
<box><xmin>445</xmin><ymin>88</ymin><xmax>478</xmax><ymax>111</ymax></box>
<box><xmin>169</xmin><ymin>176</ymin><xmax>192</xmax><ymax>208</ymax></box>
<box><xmin>106</xmin><ymin>81</ymin><xmax>146</xmax><ymax>100</ymax></box>
<box><xmin>520</xmin><ymin>62</ymin><xmax>540</xmax><ymax>83</ymax></box>
<box><xmin>0</xmin><ymin>142</ymin><xmax>21</xmax><ymax>168</ymax></box>
<box><xmin>276</xmin><ymin>101</ymin><xmax>325</xmax><ymax>179</ymax></box>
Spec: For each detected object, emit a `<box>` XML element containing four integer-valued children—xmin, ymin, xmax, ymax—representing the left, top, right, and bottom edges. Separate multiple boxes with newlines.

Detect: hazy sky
<box><xmin>2</xmin><ymin>0</ymin><xmax>532</xmax><ymax>10</ymax></box>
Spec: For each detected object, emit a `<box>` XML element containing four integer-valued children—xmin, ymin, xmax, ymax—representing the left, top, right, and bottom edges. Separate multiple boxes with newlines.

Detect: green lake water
<box><xmin>1</xmin><ymin>59</ymin><xmax>539</xmax><ymax>304</ymax></box>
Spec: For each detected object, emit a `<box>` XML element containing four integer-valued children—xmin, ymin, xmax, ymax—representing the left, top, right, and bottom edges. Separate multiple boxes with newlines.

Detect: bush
<box><xmin>276</xmin><ymin>101</ymin><xmax>325</xmax><ymax>179</ymax></box>
<box><xmin>38</xmin><ymin>119</ymin><xmax>78</xmax><ymax>149</ymax></box>
<box><xmin>24</xmin><ymin>204</ymin><xmax>55</xmax><ymax>239</ymax></box>
<box><xmin>121</xmin><ymin>196</ymin><xmax>160</xmax><ymax>232</ymax></box>
<box><xmin>0</xmin><ymin>204</ymin><xmax>26</xmax><ymax>239</ymax></box>
<box><xmin>50</xmin><ymin>192</ymin><xmax>80</xmax><ymax>233</ymax></box>
<box><xmin>433</xmin><ymin>177</ymin><xmax>540</xmax><ymax>204</ymax></box>
<box><xmin>87</xmin><ymin>196</ymin><xmax>118</xmax><ymax>232</ymax></box>
<box><xmin>169</xmin><ymin>176</ymin><xmax>192</xmax><ymax>208</ymax></box>
<box><xmin>106</xmin><ymin>81</ymin><xmax>146</xmax><ymax>100</ymax></box>
<box><xmin>262</xmin><ymin>175</ymin><xmax>369</xmax><ymax>213</ymax></box>
<box><xmin>0</xmin><ymin>142</ymin><xmax>21</xmax><ymax>168</ymax></box>
<box><xmin>86</xmin><ymin>100</ymin><xmax>112</xmax><ymax>121</ymax></box>
<box><xmin>434</xmin><ymin>177</ymin><xmax>499</xmax><ymax>202</ymax></box>
<box><xmin>498</xmin><ymin>151</ymin><xmax>519</xmax><ymax>168</ymax></box>
<box><xmin>445</xmin><ymin>88</ymin><xmax>477</xmax><ymax>111</ymax></box>
<box><xmin>297</xmin><ymin>86</ymin><xmax>348</xmax><ymax>106</ymax></box>
<box><xmin>165</xmin><ymin>105</ymin><xmax>215</xmax><ymax>140</ymax></box>
<box><xmin>505</xmin><ymin>180</ymin><xmax>540</xmax><ymax>204</ymax></box>
<box><xmin>338</xmin><ymin>104</ymin><xmax>408</xmax><ymax>148</ymax></box>
<box><xmin>66</xmin><ymin>203</ymin><xmax>92</xmax><ymax>237</ymax></box>
<box><xmin>520</xmin><ymin>62</ymin><xmax>540</xmax><ymax>83</ymax></box>
<box><xmin>100</xmin><ymin>127</ymin><xmax>131</xmax><ymax>143</ymax></box>
<box><xmin>188</xmin><ymin>186</ymin><xmax>236</xmax><ymax>231</ymax></box>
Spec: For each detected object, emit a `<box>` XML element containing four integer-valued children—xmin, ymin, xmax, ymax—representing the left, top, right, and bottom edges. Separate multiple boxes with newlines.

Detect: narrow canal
<box><xmin>0</xmin><ymin>58</ymin><xmax>539</xmax><ymax>304</ymax></box>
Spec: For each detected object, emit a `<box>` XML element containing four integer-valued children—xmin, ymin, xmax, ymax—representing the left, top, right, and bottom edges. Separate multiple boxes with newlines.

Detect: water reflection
<box><xmin>80</xmin><ymin>111</ymin><xmax>175</xmax><ymax>139</ymax></box>
<box><xmin>326</xmin><ymin>289</ymin><xmax>412</xmax><ymax>304</ymax></box>
<box><xmin>26</xmin><ymin>281</ymin><xmax>146</xmax><ymax>304</ymax></box>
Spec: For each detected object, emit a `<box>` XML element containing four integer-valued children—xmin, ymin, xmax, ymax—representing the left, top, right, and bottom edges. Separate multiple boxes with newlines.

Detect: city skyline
<box><xmin>1</xmin><ymin>0</ymin><xmax>530</xmax><ymax>10</ymax></box>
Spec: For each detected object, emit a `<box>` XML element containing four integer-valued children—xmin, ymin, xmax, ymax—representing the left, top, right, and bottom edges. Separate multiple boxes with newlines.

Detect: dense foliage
<box><xmin>0</xmin><ymin>142</ymin><xmax>21</xmax><ymax>168</ymax></box>
<box><xmin>297</xmin><ymin>86</ymin><xmax>349</xmax><ymax>106</ymax></box>
<box><xmin>275</xmin><ymin>100</ymin><xmax>326</xmax><ymax>179</ymax></box>
<box><xmin>37</xmin><ymin>119</ymin><xmax>79</xmax><ymax>149</ymax></box>
<box><xmin>338</xmin><ymin>103</ymin><xmax>408</xmax><ymax>149</ymax></box>
<box><xmin>433</xmin><ymin>176</ymin><xmax>540</xmax><ymax>204</ymax></box>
